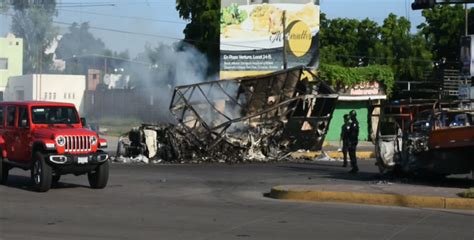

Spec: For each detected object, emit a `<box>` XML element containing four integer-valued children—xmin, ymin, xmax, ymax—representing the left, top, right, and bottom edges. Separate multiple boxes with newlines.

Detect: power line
<box><xmin>58</xmin><ymin>9</ymin><xmax>189</xmax><ymax>25</ymax></box>
<box><xmin>56</xmin><ymin>4</ymin><xmax>116</xmax><ymax>8</ymax></box>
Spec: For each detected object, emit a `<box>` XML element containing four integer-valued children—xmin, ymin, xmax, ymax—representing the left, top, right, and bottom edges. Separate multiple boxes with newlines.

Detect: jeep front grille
<box><xmin>64</xmin><ymin>136</ymin><xmax>91</xmax><ymax>153</ymax></box>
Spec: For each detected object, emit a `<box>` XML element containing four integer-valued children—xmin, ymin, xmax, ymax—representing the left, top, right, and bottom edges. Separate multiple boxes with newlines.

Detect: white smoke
<box><xmin>127</xmin><ymin>42</ymin><xmax>215</xmax><ymax>123</ymax></box>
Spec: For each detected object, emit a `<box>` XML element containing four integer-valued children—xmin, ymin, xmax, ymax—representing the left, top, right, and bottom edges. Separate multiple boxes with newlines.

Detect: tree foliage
<box><xmin>9</xmin><ymin>0</ymin><xmax>57</xmax><ymax>74</ymax></box>
<box><xmin>321</xmin><ymin>13</ymin><xmax>432</xmax><ymax>82</ymax></box>
<box><xmin>418</xmin><ymin>5</ymin><xmax>465</xmax><ymax>68</ymax></box>
<box><xmin>176</xmin><ymin>0</ymin><xmax>220</xmax><ymax>75</ymax></box>
<box><xmin>55</xmin><ymin>22</ymin><xmax>106</xmax><ymax>60</ymax></box>
<box><xmin>319</xmin><ymin>64</ymin><xmax>395</xmax><ymax>96</ymax></box>
<box><xmin>375</xmin><ymin>14</ymin><xmax>432</xmax><ymax>81</ymax></box>
<box><xmin>320</xmin><ymin>14</ymin><xmax>365</xmax><ymax>67</ymax></box>
<box><xmin>0</xmin><ymin>0</ymin><xmax>8</xmax><ymax>12</ymax></box>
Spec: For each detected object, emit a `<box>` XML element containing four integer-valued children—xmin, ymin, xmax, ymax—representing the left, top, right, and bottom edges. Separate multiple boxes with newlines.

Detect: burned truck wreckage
<box><xmin>117</xmin><ymin>66</ymin><xmax>338</xmax><ymax>163</ymax></box>
<box><xmin>374</xmin><ymin>99</ymin><xmax>474</xmax><ymax>176</ymax></box>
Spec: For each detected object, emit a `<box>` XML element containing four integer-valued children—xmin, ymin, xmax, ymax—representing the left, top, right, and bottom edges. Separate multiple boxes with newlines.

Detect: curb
<box><xmin>291</xmin><ymin>151</ymin><xmax>375</xmax><ymax>159</ymax></box>
<box><xmin>270</xmin><ymin>186</ymin><xmax>474</xmax><ymax>210</ymax></box>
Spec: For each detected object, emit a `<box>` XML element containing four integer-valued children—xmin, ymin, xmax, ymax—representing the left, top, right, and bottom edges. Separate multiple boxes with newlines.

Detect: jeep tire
<box><xmin>0</xmin><ymin>157</ymin><xmax>8</xmax><ymax>184</ymax></box>
<box><xmin>31</xmin><ymin>152</ymin><xmax>53</xmax><ymax>192</ymax></box>
<box><xmin>88</xmin><ymin>161</ymin><xmax>109</xmax><ymax>189</ymax></box>
<box><xmin>52</xmin><ymin>174</ymin><xmax>61</xmax><ymax>184</ymax></box>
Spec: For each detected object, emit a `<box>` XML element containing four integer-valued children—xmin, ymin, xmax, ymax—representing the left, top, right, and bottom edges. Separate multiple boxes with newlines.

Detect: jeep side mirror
<box><xmin>81</xmin><ymin>117</ymin><xmax>87</xmax><ymax>127</ymax></box>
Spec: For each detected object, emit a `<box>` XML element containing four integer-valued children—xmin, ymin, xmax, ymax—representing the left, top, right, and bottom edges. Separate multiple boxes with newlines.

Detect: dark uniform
<box><xmin>340</xmin><ymin>119</ymin><xmax>351</xmax><ymax>167</ymax></box>
<box><xmin>348</xmin><ymin>112</ymin><xmax>359</xmax><ymax>173</ymax></box>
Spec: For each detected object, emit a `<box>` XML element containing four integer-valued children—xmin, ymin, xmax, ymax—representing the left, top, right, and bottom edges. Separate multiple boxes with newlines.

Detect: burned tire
<box><xmin>31</xmin><ymin>152</ymin><xmax>53</xmax><ymax>192</ymax></box>
<box><xmin>88</xmin><ymin>161</ymin><xmax>109</xmax><ymax>189</ymax></box>
<box><xmin>0</xmin><ymin>157</ymin><xmax>8</xmax><ymax>184</ymax></box>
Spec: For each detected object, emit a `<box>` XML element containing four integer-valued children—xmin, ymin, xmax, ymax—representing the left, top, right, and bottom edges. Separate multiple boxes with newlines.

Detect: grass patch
<box><xmin>458</xmin><ymin>188</ymin><xmax>474</xmax><ymax>198</ymax></box>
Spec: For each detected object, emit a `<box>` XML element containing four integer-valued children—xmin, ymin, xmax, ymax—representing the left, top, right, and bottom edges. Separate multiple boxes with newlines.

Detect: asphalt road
<box><xmin>0</xmin><ymin>160</ymin><xmax>473</xmax><ymax>240</ymax></box>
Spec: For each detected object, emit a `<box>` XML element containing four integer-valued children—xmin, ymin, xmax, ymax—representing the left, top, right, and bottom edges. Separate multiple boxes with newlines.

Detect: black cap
<box><xmin>350</xmin><ymin>110</ymin><xmax>357</xmax><ymax>117</ymax></box>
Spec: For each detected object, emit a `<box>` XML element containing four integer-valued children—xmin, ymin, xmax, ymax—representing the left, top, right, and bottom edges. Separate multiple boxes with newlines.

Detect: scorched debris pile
<box><xmin>374</xmin><ymin>99</ymin><xmax>474</xmax><ymax>175</ymax></box>
<box><xmin>117</xmin><ymin>66</ymin><xmax>338</xmax><ymax>163</ymax></box>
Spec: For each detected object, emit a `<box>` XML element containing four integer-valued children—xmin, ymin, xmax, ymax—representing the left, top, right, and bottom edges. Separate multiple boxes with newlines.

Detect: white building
<box><xmin>5</xmin><ymin>74</ymin><xmax>86</xmax><ymax>114</ymax></box>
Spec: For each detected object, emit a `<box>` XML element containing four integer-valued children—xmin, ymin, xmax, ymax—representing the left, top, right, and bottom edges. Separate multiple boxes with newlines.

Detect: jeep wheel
<box><xmin>88</xmin><ymin>161</ymin><xmax>109</xmax><ymax>189</ymax></box>
<box><xmin>0</xmin><ymin>158</ymin><xmax>8</xmax><ymax>184</ymax></box>
<box><xmin>52</xmin><ymin>174</ymin><xmax>61</xmax><ymax>184</ymax></box>
<box><xmin>31</xmin><ymin>152</ymin><xmax>52</xmax><ymax>192</ymax></box>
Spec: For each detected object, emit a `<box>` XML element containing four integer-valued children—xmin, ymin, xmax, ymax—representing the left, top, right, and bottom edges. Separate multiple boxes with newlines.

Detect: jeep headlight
<box><xmin>56</xmin><ymin>136</ymin><xmax>66</xmax><ymax>146</ymax></box>
<box><xmin>90</xmin><ymin>136</ymin><xmax>97</xmax><ymax>145</ymax></box>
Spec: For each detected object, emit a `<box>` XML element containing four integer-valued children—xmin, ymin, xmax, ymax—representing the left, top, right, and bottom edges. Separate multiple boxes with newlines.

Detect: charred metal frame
<box><xmin>169</xmin><ymin>66</ymin><xmax>338</xmax><ymax>152</ymax></box>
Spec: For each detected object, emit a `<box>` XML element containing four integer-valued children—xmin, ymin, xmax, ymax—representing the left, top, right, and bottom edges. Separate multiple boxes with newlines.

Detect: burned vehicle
<box><xmin>374</xmin><ymin>99</ymin><xmax>474</xmax><ymax>176</ymax></box>
<box><xmin>117</xmin><ymin>66</ymin><xmax>338</xmax><ymax>163</ymax></box>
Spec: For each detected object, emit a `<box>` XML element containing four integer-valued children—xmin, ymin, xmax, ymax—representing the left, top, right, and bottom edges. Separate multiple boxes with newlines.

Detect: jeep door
<box><xmin>0</xmin><ymin>106</ymin><xmax>5</xmax><ymax>155</ymax></box>
<box><xmin>4</xmin><ymin>106</ymin><xmax>19</xmax><ymax>161</ymax></box>
<box><xmin>14</xmin><ymin>106</ymin><xmax>32</xmax><ymax>162</ymax></box>
<box><xmin>4</xmin><ymin>106</ymin><xmax>31</xmax><ymax>162</ymax></box>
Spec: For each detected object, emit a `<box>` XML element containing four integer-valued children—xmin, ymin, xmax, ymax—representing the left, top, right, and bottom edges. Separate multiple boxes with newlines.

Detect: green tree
<box><xmin>320</xmin><ymin>16</ymin><xmax>380</xmax><ymax>67</ymax></box>
<box><xmin>56</xmin><ymin>22</ymin><xmax>106</xmax><ymax>60</ymax></box>
<box><xmin>176</xmin><ymin>0</ymin><xmax>220</xmax><ymax>75</ymax></box>
<box><xmin>356</xmin><ymin>18</ymin><xmax>380</xmax><ymax>66</ymax></box>
<box><xmin>10</xmin><ymin>1</ymin><xmax>58</xmax><ymax>74</ymax></box>
<box><xmin>0</xmin><ymin>0</ymin><xmax>8</xmax><ymax>12</ymax></box>
<box><xmin>376</xmin><ymin>14</ymin><xmax>432</xmax><ymax>81</ymax></box>
<box><xmin>319</xmin><ymin>17</ymin><xmax>360</xmax><ymax>66</ymax></box>
<box><xmin>418</xmin><ymin>5</ymin><xmax>464</xmax><ymax>68</ymax></box>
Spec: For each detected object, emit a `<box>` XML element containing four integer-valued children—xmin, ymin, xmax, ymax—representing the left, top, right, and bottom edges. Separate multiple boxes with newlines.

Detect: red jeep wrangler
<box><xmin>0</xmin><ymin>101</ymin><xmax>109</xmax><ymax>192</ymax></box>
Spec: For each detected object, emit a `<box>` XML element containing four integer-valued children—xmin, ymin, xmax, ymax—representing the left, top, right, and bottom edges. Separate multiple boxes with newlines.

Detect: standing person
<box><xmin>348</xmin><ymin>110</ymin><xmax>359</xmax><ymax>173</ymax></box>
<box><xmin>340</xmin><ymin>114</ymin><xmax>351</xmax><ymax>167</ymax></box>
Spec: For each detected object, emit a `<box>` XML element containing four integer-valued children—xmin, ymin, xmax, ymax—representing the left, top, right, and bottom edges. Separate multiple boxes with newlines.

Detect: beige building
<box><xmin>0</xmin><ymin>33</ymin><xmax>23</xmax><ymax>100</ymax></box>
<box><xmin>5</xmin><ymin>74</ymin><xmax>86</xmax><ymax>114</ymax></box>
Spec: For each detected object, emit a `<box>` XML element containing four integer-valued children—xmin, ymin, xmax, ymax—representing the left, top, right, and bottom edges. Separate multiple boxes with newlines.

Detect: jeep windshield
<box><xmin>31</xmin><ymin>106</ymin><xmax>80</xmax><ymax>124</ymax></box>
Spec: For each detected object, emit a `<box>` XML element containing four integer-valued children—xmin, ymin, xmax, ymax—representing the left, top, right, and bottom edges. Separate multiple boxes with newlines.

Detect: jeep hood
<box><xmin>33</xmin><ymin>127</ymin><xmax>97</xmax><ymax>139</ymax></box>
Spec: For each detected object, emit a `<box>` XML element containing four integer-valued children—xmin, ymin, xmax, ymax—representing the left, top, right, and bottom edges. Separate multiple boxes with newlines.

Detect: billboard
<box><xmin>220</xmin><ymin>0</ymin><xmax>320</xmax><ymax>78</ymax></box>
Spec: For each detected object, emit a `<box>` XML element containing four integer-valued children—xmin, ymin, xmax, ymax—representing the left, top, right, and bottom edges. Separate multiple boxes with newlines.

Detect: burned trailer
<box><xmin>168</xmin><ymin>66</ymin><xmax>338</xmax><ymax>162</ymax></box>
<box><xmin>373</xmin><ymin>99</ymin><xmax>474</xmax><ymax>176</ymax></box>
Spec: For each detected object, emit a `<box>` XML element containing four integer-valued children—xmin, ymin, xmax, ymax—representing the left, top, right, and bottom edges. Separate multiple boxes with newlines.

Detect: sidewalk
<box><xmin>291</xmin><ymin>141</ymin><xmax>376</xmax><ymax>159</ymax></box>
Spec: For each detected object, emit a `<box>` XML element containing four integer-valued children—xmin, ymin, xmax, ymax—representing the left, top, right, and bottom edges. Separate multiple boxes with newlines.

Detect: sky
<box><xmin>0</xmin><ymin>0</ymin><xmax>425</xmax><ymax>58</ymax></box>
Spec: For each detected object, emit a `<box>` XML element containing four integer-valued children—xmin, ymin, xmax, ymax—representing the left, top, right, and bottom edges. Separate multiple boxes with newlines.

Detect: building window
<box><xmin>0</xmin><ymin>91</ymin><xmax>3</xmax><ymax>101</ymax></box>
<box><xmin>93</xmin><ymin>74</ymin><xmax>98</xmax><ymax>80</ymax></box>
<box><xmin>16</xmin><ymin>41</ymin><xmax>19</xmax><ymax>46</ymax></box>
<box><xmin>53</xmin><ymin>93</ymin><xmax>56</xmax><ymax>100</ymax></box>
<box><xmin>64</xmin><ymin>93</ymin><xmax>67</xmax><ymax>99</ymax></box>
<box><xmin>44</xmin><ymin>92</ymin><xmax>48</xmax><ymax>100</ymax></box>
<box><xmin>0</xmin><ymin>58</ymin><xmax>8</xmax><ymax>70</ymax></box>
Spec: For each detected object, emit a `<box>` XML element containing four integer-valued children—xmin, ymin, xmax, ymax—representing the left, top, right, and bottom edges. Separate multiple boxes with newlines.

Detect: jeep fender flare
<box><xmin>32</xmin><ymin>140</ymin><xmax>54</xmax><ymax>155</ymax></box>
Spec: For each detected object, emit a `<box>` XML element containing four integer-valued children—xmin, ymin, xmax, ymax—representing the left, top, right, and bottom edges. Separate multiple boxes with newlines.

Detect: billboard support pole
<box><xmin>282</xmin><ymin>10</ymin><xmax>288</xmax><ymax>70</ymax></box>
<box><xmin>465</xmin><ymin>3</ymin><xmax>468</xmax><ymax>36</ymax></box>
